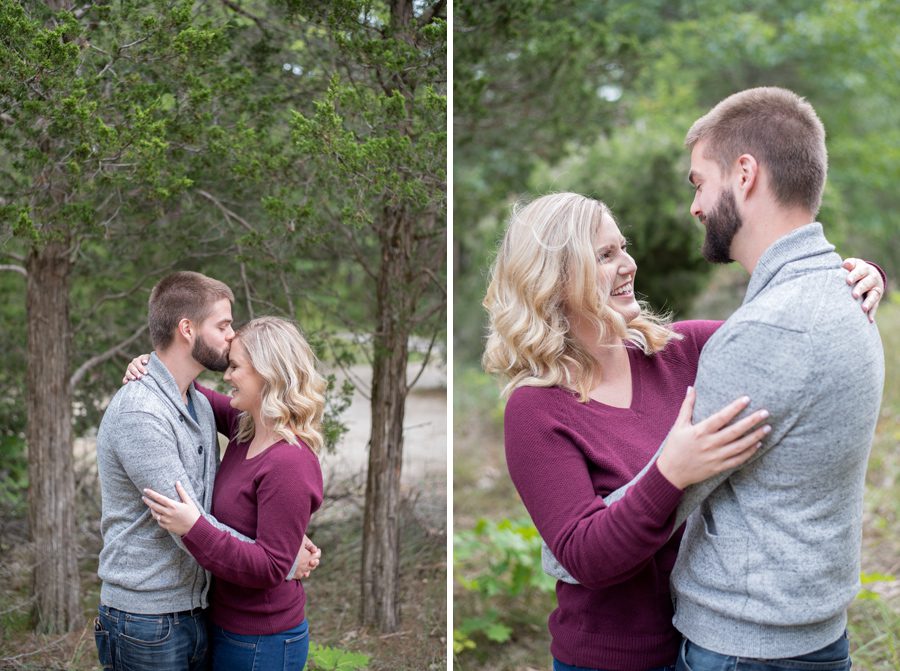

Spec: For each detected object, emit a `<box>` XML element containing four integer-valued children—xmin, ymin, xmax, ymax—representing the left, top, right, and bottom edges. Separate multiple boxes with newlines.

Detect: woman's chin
<box><xmin>610</xmin><ymin>298</ymin><xmax>640</xmax><ymax>322</ymax></box>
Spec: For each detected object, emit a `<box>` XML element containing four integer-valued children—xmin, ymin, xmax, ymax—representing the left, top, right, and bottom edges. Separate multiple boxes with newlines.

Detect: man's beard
<box><xmin>701</xmin><ymin>188</ymin><xmax>743</xmax><ymax>264</ymax></box>
<box><xmin>192</xmin><ymin>334</ymin><xmax>229</xmax><ymax>372</ymax></box>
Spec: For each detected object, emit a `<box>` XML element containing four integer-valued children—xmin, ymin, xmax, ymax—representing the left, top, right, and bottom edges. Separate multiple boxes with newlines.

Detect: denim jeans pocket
<box><xmin>283</xmin><ymin>630</ymin><xmax>310</xmax><ymax>671</ymax></box>
<box><xmin>117</xmin><ymin>613</ymin><xmax>176</xmax><ymax>669</ymax></box>
<box><xmin>212</xmin><ymin>627</ymin><xmax>259</xmax><ymax>671</ymax></box>
<box><xmin>217</xmin><ymin>627</ymin><xmax>259</xmax><ymax>650</ymax></box>
<box><xmin>119</xmin><ymin>613</ymin><xmax>171</xmax><ymax>646</ymax></box>
<box><xmin>93</xmin><ymin>620</ymin><xmax>113</xmax><ymax>671</ymax></box>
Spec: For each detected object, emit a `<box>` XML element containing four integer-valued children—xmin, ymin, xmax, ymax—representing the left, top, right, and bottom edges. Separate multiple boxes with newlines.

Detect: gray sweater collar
<box><xmin>743</xmin><ymin>222</ymin><xmax>835</xmax><ymax>305</ymax></box>
<box><xmin>144</xmin><ymin>352</ymin><xmax>198</xmax><ymax>425</ymax></box>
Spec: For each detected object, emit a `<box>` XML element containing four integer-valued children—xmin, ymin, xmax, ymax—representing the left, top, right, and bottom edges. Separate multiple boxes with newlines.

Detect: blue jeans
<box><xmin>93</xmin><ymin>604</ymin><xmax>208</xmax><ymax>671</ymax></box>
<box><xmin>553</xmin><ymin>659</ymin><xmax>675</xmax><ymax>671</ymax></box>
<box><xmin>211</xmin><ymin>618</ymin><xmax>309</xmax><ymax>671</ymax></box>
<box><xmin>676</xmin><ymin>633</ymin><xmax>851</xmax><ymax>671</ymax></box>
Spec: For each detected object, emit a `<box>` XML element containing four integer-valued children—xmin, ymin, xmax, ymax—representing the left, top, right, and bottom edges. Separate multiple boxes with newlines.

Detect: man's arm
<box><xmin>115</xmin><ymin>410</ymin><xmax>257</xmax><ymax>548</ymax></box>
<box><xmin>668</xmin><ymin>322</ymin><xmax>811</xmax><ymax>527</ymax></box>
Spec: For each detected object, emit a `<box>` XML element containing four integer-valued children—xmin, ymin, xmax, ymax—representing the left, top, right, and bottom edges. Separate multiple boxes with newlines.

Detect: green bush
<box><xmin>454</xmin><ymin>517</ymin><xmax>555</xmax><ymax>655</ymax></box>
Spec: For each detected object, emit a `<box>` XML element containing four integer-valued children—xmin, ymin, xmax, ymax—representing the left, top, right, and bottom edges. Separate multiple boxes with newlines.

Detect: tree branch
<box><xmin>84</xmin><ymin>262</ymin><xmax>177</xmax><ymax>320</ymax></box>
<box><xmin>407</xmin><ymin>329</ymin><xmax>440</xmax><ymax>391</ymax></box>
<box><xmin>70</xmin><ymin>323</ymin><xmax>148</xmax><ymax>390</ymax></box>
<box><xmin>1</xmin><ymin>249</ymin><xmax>25</xmax><ymax>262</ymax></box>
<box><xmin>417</xmin><ymin>0</ymin><xmax>446</xmax><ymax>28</ymax></box>
<box><xmin>219</xmin><ymin>0</ymin><xmax>270</xmax><ymax>35</ymax></box>
<box><xmin>0</xmin><ymin>264</ymin><xmax>27</xmax><ymax>277</ymax></box>
<box><xmin>237</xmin><ymin>244</ymin><xmax>255</xmax><ymax>320</ymax></box>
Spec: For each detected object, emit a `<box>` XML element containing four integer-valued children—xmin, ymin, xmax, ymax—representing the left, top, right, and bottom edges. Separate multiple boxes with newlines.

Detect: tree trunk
<box><xmin>25</xmin><ymin>239</ymin><xmax>80</xmax><ymax>634</ymax></box>
<box><xmin>360</xmin><ymin>206</ymin><xmax>413</xmax><ymax>632</ymax></box>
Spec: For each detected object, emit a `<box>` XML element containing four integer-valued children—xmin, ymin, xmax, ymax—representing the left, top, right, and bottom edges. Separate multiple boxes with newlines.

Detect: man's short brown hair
<box><xmin>685</xmin><ymin>87</ymin><xmax>827</xmax><ymax>214</ymax></box>
<box><xmin>148</xmin><ymin>271</ymin><xmax>234</xmax><ymax>349</ymax></box>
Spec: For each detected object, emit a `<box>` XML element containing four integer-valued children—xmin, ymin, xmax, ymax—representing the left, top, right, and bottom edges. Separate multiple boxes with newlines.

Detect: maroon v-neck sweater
<box><xmin>504</xmin><ymin>320</ymin><xmax>721</xmax><ymax>670</ymax></box>
<box><xmin>183</xmin><ymin>384</ymin><xmax>323</xmax><ymax>635</ymax></box>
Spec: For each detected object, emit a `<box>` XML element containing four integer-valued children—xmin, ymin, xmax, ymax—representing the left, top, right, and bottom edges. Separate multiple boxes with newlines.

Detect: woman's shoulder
<box><xmin>507</xmin><ymin>384</ymin><xmax>567</xmax><ymax>408</ymax></box>
<box><xmin>505</xmin><ymin>384</ymin><xmax>575</xmax><ymax>424</ymax></box>
<box><xmin>270</xmin><ymin>438</ymin><xmax>320</xmax><ymax>462</ymax></box>
<box><xmin>669</xmin><ymin>319</ymin><xmax>723</xmax><ymax>352</ymax></box>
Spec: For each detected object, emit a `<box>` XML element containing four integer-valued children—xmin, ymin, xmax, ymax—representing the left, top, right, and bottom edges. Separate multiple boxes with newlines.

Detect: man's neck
<box><xmin>734</xmin><ymin>206</ymin><xmax>814</xmax><ymax>274</ymax></box>
<box><xmin>156</xmin><ymin>348</ymin><xmax>203</xmax><ymax>401</ymax></box>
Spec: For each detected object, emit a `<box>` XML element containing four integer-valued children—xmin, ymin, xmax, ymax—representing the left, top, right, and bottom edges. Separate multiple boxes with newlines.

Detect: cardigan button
<box><xmin>198</xmin><ymin>445</ymin><xmax>204</xmax><ymax>455</ymax></box>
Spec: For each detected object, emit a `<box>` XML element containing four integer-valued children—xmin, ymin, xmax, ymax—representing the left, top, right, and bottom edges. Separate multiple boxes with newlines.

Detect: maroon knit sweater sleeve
<box><xmin>504</xmin><ymin>386</ymin><xmax>684</xmax><ymax>590</ymax></box>
<box><xmin>182</xmin><ymin>444</ymin><xmax>322</xmax><ymax>589</ymax></box>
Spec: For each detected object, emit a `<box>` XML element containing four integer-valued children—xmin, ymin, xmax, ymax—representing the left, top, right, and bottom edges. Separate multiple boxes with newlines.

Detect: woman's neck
<box><xmin>249</xmin><ymin>412</ymin><xmax>279</xmax><ymax>445</ymax></box>
<box><xmin>568</xmin><ymin>312</ymin><xmax>625</xmax><ymax>363</ymax></box>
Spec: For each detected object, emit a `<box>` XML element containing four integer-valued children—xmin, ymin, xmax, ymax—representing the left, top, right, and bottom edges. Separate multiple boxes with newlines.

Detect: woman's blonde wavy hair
<box><xmin>233</xmin><ymin>316</ymin><xmax>326</xmax><ymax>454</ymax></box>
<box><xmin>482</xmin><ymin>192</ymin><xmax>680</xmax><ymax>401</ymax></box>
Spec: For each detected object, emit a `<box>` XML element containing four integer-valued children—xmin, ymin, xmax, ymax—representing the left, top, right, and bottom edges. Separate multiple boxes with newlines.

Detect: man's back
<box><xmin>672</xmin><ymin>224</ymin><xmax>884</xmax><ymax>657</ymax></box>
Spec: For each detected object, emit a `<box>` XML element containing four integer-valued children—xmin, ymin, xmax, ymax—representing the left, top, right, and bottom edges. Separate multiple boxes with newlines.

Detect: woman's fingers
<box><xmin>851</xmin><ymin>272</ymin><xmax>877</xmax><ymax>299</ymax></box>
<box><xmin>123</xmin><ymin>355</ymin><xmax>150</xmax><ymax>384</ymax></box>
<box><xmin>698</xmin><ymin>395</ymin><xmax>751</xmax><ymax>432</ymax></box>
<box><xmin>673</xmin><ymin>386</ymin><xmax>696</xmax><ymax>426</ymax></box>
<box><xmin>175</xmin><ymin>481</ymin><xmax>189</xmax><ymax>503</ymax></box>
<box><xmin>717</xmin><ymin>424</ymin><xmax>772</xmax><ymax>466</ymax></box>
<box><xmin>868</xmin><ymin>300</ymin><xmax>879</xmax><ymax>323</ymax></box>
<box><xmin>716</xmin><ymin>409</ymin><xmax>770</xmax><ymax>443</ymax></box>
<box><xmin>719</xmin><ymin>441</ymin><xmax>762</xmax><ymax>472</ymax></box>
<box><xmin>142</xmin><ymin>496</ymin><xmax>169</xmax><ymax>520</ymax></box>
<box><xmin>142</xmin><ymin>488</ymin><xmax>175</xmax><ymax>505</ymax></box>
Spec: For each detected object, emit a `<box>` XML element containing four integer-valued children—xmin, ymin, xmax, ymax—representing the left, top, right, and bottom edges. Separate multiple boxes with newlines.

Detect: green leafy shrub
<box><xmin>454</xmin><ymin>517</ymin><xmax>555</xmax><ymax>655</ymax></box>
<box><xmin>308</xmin><ymin>643</ymin><xmax>370</xmax><ymax>670</ymax></box>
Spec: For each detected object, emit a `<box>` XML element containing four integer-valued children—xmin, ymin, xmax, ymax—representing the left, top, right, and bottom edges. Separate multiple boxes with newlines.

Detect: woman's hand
<box><xmin>293</xmin><ymin>535</ymin><xmax>322</xmax><ymax>580</ymax></box>
<box><xmin>656</xmin><ymin>387</ymin><xmax>771</xmax><ymax>490</ymax></box>
<box><xmin>843</xmin><ymin>258</ymin><xmax>885</xmax><ymax>322</ymax></box>
<box><xmin>142</xmin><ymin>481</ymin><xmax>202</xmax><ymax>536</ymax></box>
<box><xmin>122</xmin><ymin>355</ymin><xmax>150</xmax><ymax>384</ymax></box>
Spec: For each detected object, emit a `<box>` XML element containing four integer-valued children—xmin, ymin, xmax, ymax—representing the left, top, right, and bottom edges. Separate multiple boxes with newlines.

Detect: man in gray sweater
<box><xmin>544</xmin><ymin>88</ymin><xmax>884</xmax><ymax>670</ymax></box>
<box><xmin>668</xmin><ymin>87</ymin><xmax>883</xmax><ymax>670</ymax></box>
<box><xmin>94</xmin><ymin>272</ymin><xmax>318</xmax><ymax>671</ymax></box>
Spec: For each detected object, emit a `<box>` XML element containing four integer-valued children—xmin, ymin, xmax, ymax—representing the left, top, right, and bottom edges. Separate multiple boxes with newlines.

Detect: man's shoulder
<box><xmin>106</xmin><ymin>378</ymin><xmax>171</xmax><ymax>414</ymax></box>
<box><xmin>730</xmin><ymin>266</ymin><xmax>848</xmax><ymax>334</ymax></box>
<box><xmin>99</xmin><ymin>379</ymin><xmax>177</xmax><ymax>440</ymax></box>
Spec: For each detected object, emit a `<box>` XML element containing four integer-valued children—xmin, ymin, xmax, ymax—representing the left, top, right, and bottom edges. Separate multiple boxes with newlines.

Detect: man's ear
<box><xmin>177</xmin><ymin>318</ymin><xmax>193</xmax><ymax>342</ymax></box>
<box><xmin>735</xmin><ymin>153</ymin><xmax>759</xmax><ymax>200</ymax></box>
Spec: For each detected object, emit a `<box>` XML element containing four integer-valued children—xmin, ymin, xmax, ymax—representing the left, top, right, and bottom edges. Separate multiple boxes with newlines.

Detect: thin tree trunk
<box><xmin>26</xmin><ymin>239</ymin><xmax>80</xmax><ymax>633</ymax></box>
<box><xmin>361</xmin><ymin>207</ymin><xmax>412</xmax><ymax>632</ymax></box>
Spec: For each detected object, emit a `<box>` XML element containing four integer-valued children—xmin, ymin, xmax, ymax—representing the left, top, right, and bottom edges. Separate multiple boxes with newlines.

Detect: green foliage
<box><xmin>454</xmin><ymin>0</ymin><xmax>900</xmax><ymax>365</ymax></box>
<box><xmin>0</xmin><ymin>0</ymin><xmax>445</xmax><ymax>457</ymax></box>
<box><xmin>0</xmin><ymin>435</ymin><xmax>27</xmax><ymax>513</ymax></box>
<box><xmin>308</xmin><ymin>643</ymin><xmax>370</xmax><ymax>671</ymax></box>
<box><xmin>857</xmin><ymin>571</ymin><xmax>897</xmax><ymax>601</ymax></box>
<box><xmin>322</xmin><ymin>374</ymin><xmax>355</xmax><ymax>454</ymax></box>
<box><xmin>454</xmin><ymin>517</ymin><xmax>555</xmax><ymax>656</ymax></box>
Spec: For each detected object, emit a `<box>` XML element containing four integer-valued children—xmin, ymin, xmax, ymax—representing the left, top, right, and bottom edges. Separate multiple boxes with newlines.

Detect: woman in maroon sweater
<box><xmin>141</xmin><ymin>316</ymin><xmax>324</xmax><ymax>671</ymax></box>
<box><xmin>482</xmin><ymin>193</ymin><xmax>884</xmax><ymax>671</ymax></box>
